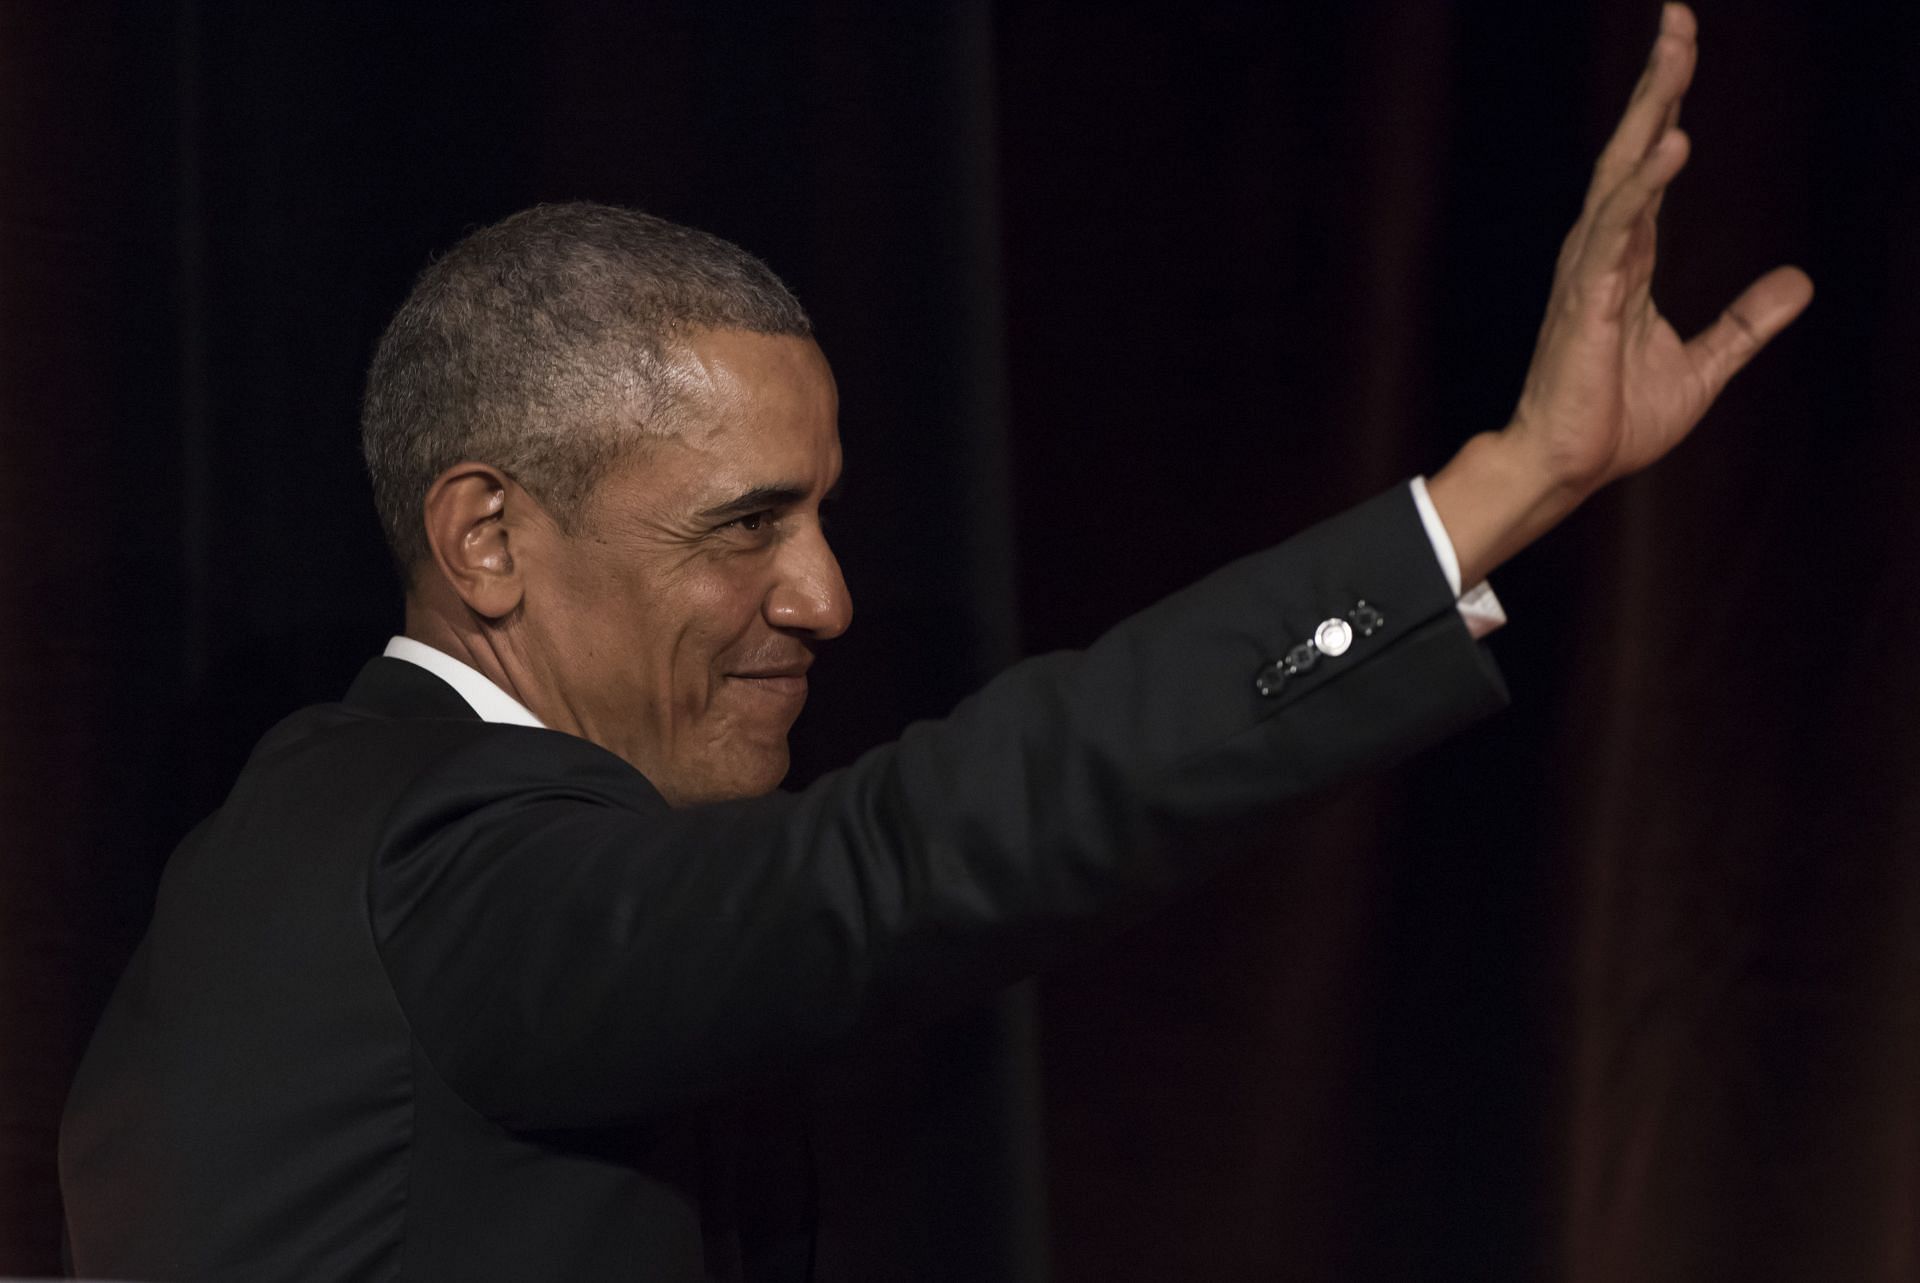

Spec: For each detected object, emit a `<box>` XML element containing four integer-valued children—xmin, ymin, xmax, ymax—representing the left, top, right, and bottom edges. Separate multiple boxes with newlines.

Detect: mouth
<box><xmin>726</xmin><ymin>663</ymin><xmax>812</xmax><ymax>704</ymax></box>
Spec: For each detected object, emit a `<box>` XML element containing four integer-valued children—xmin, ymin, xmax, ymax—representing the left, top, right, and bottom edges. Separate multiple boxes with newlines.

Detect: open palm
<box><xmin>1510</xmin><ymin>3</ymin><xmax>1813</xmax><ymax>494</ymax></box>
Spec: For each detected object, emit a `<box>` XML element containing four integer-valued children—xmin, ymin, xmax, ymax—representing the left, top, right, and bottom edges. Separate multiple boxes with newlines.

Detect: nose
<box><xmin>765</xmin><ymin>525</ymin><xmax>852</xmax><ymax>640</ymax></box>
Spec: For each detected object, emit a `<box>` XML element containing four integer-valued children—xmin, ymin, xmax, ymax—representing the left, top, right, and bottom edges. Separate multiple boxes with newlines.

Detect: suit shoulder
<box><xmin>232</xmin><ymin>702</ymin><xmax>660</xmax><ymax>820</ymax></box>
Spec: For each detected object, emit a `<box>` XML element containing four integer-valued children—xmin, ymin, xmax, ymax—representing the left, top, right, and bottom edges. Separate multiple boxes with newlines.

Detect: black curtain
<box><xmin>3</xmin><ymin>2</ymin><xmax>1914</xmax><ymax>1279</ymax></box>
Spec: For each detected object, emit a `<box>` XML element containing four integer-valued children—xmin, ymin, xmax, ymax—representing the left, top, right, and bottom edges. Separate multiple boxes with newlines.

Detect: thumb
<box><xmin>1687</xmin><ymin>265</ymin><xmax>1814</xmax><ymax>399</ymax></box>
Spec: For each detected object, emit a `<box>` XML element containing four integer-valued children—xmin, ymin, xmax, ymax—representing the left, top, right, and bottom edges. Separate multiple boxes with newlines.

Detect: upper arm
<box><xmin>369</xmin><ymin>483</ymin><xmax>1507</xmax><ymax>1130</ymax></box>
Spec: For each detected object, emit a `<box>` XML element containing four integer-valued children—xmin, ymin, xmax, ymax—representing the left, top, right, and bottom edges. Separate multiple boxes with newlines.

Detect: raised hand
<box><xmin>1429</xmin><ymin>3</ymin><xmax>1813</xmax><ymax>587</ymax></box>
<box><xmin>1512</xmin><ymin>2</ymin><xmax>1812</xmax><ymax>490</ymax></box>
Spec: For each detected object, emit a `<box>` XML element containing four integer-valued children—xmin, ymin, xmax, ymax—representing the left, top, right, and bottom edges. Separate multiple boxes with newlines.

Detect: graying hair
<box><xmin>360</xmin><ymin>202</ymin><xmax>811</xmax><ymax>579</ymax></box>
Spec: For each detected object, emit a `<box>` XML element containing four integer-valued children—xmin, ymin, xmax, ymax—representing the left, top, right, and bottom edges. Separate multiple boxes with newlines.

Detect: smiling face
<box><xmin>518</xmin><ymin>329</ymin><xmax>851</xmax><ymax>804</ymax></box>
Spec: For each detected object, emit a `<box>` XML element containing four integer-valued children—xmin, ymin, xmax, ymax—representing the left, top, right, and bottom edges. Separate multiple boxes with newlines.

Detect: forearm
<box><xmin>375</xmin><ymin>485</ymin><xmax>1508</xmax><ymax>1129</ymax></box>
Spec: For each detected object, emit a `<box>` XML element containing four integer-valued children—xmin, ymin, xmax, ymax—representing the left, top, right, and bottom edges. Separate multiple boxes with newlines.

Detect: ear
<box><xmin>419</xmin><ymin>463</ymin><xmax>539</xmax><ymax>620</ymax></box>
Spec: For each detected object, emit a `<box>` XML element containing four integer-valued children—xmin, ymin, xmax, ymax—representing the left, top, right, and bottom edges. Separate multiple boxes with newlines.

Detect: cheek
<box><xmin>668</xmin><ymin>567</ymin><xmax>769</xmax><ymax>701</ymax></box>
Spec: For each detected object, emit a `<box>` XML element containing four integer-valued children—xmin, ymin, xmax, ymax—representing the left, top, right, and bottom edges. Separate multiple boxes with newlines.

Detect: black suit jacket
<box><xmin>60</xmin><ymin>484</ymin><xmax>1506</xmax><ymax>1282</ymax></box>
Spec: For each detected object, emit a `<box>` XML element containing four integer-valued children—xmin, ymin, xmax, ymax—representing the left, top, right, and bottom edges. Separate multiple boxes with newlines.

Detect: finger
<box><xmin>1581</xmin><ymin>128</ymin><xmax>1691</xmax><ymax>286</ymax></box>
<box><xmin>1588</xmin><ymin>4</ymin><xmax>1699</xmax><ymax>209</ymax></box>
<box><xmin>1646</xmin><ymin>38</ymin><xmax>1688</xmax><ymax>225</ymax></box>
<box><xmin>1686</xmin><ymin>265</ymin><xmax>1815</xmax><ymax>397</ymax></box>
<box><xmin>1658</xmin><ymin>7</ymin><xmax>1689</xmax><ymax>139</ymax></box>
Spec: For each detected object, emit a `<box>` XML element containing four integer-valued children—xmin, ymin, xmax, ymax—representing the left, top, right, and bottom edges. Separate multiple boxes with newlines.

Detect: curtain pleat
<box><xmin>2</xmin><ymin>2</ymin><xmax>1912</xmax><ymax>1279</ymax></box>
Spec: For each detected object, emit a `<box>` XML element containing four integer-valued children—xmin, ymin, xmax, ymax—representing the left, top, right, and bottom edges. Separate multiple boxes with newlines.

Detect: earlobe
<box><xmin>420</xmin><ymin>464</ymin><xmax>527</xmax><ymax>621</ymax></box>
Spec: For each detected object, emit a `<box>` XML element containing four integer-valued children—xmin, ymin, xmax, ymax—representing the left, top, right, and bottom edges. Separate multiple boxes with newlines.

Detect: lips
<box><xmin>726</xmin><ymin>658</ymin><xmax>812</xmax><ymax>703</ymax></box>
<box><xmin>731</xmin><ymin>673</ymin><xmax>808</xmax><ymax>699</ymax></box>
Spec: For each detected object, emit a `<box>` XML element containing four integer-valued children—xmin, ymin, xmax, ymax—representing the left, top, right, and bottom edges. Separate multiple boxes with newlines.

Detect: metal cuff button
<box><xmin>1253</xmin><ymin>601</ymin><xmax>1385</xmax><ymax>698</ymax></box>
<box><xmin>1313</xmin><ymin>617</ymin><xmax>1353</xmax><ymax>657</ymax></box>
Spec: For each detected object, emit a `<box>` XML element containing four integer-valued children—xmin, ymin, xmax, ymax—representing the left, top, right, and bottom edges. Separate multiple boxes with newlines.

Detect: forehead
<box><xmin>598</xmin><ymin>330</ymin><xmax>841</xmax><ymax>514</ymax></box>
<box><xmin>672</xmin><ymin>329</ymin><xmax>838</xmax><ymax>451</ymax></box>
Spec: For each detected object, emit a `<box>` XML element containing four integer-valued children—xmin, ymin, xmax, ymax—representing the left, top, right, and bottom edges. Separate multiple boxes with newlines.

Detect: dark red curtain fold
<box><xmin>4</xmin><ymin>2</ymin><xmax>1913</xmax><ymax>1280</ymax></box>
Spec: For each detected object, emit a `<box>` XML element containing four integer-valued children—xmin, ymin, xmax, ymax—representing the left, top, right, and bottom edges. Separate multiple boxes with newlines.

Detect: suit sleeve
<box><xmin>370</xmin><ymin>483</ymin><xmax>1508</xmax><ymax>1129</ymax></box>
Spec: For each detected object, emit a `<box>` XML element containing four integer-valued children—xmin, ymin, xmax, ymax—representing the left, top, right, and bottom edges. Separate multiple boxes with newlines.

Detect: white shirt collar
<box><xmin>382</xmin><ymin>636</ymin><xmax>547</xmax><ymax>729</ymax></box>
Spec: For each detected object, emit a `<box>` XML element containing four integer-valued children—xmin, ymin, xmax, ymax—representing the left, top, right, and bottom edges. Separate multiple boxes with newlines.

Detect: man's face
<box><xmin>523</xmin><ymin>329</ymin><xmax>850</xmax><ymax>805</ymax></box>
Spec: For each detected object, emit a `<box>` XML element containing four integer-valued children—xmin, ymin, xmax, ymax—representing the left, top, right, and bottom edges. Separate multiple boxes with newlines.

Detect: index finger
<box><xmin>1586</xmin><ymin>4</ymin><xmax>1699</xmax><ymax>212</ymax></box>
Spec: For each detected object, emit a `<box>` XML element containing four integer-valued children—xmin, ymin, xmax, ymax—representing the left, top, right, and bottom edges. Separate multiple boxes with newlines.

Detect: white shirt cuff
<box><xmin>1410</xmin><ymin>476</ymin><xmax>1507</xmax><ymax>641</ymax></box>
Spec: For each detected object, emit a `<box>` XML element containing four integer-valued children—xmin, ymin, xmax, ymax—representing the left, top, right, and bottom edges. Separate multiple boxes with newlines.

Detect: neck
<box><xmin>401</xmin><ymin>597</ymin><xmax>543</xmax><ymax>717</ymax></box>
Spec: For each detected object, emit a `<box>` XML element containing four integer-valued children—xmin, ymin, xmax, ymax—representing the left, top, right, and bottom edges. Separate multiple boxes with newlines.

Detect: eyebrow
<box><xmin>695</xmin><ymin>484</ymin><xmax>811</xmax><ymax>523</ymax></box>
<box><xmin>694</xmin><ymin>469</ymin><xmax>846</xmax><ymax>524</ymax></box>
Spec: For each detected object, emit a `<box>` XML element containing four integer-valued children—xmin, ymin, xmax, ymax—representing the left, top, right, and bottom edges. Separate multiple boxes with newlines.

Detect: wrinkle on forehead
<box><xmin>658</xmin><ymin>330</ymin><xmax>836</xmax><ymax>449</ymax></box>
<box><xmin>673</xmin><ymin>354</ymin><xmax>747</xmax><ymax>449</ymax></box>
<box><xmin>583</xmin><ymin>332</ymin><xmax>840</xmax><ymax>534</ymax></box>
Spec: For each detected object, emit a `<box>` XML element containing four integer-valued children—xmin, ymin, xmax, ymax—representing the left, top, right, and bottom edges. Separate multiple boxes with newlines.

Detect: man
<box><xmin>60</xmin><ymin>6</ymin><xmax>1809</xmax><ymax>1280</ymax></box>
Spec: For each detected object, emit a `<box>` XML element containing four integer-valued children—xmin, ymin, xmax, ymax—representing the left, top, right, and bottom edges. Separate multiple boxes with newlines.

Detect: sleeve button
<box><xmin>1313</xmin><ymin>617</ymin><xmax>1354</xmax><ymax>657</ymax></box>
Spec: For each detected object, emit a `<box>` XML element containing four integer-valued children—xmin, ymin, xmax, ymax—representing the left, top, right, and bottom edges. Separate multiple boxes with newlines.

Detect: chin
<box><xmin>665</xmin><ymin>746</ymin><xmax>790</xmax><ymax>807</ymax></box>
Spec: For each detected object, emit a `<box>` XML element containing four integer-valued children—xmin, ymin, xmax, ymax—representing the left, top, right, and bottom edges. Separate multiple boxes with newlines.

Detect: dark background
<box><xmin>3</xmin><ymin>1</ymin><xmax>1916</xmax><ymax>1279</ymax></box>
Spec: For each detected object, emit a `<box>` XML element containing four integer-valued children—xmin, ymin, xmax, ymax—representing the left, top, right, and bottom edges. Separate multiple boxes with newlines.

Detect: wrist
<box><xmin>1427</xmin><ymin>428</ymin><xmax>1587</xmax><ymax>587</ymax></box>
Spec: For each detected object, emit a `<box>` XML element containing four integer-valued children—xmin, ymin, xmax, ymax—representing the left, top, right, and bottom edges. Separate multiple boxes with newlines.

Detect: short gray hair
<box><xmin>360</xmin><ymin>202</ymin><xmax>811</xmax><ymax>578</ymax></box>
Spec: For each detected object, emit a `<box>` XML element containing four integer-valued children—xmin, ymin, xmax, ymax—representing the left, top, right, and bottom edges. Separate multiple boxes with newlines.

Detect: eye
<box><xmin>724</xmin><ymin>510</ymin><xmax>773</xmax><ymax>533</ymax></box>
